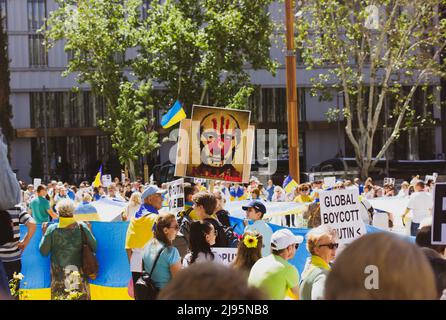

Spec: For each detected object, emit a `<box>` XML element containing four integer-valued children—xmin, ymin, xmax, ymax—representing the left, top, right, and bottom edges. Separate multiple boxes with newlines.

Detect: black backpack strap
<box><xmin>148</xmin><ymin>247</ymin><xmax>166</xmax><ymax>278</ymax></box>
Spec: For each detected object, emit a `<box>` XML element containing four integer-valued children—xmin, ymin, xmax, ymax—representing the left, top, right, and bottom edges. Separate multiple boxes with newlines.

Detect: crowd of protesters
<box><xmin>1</xmin><ymin>139</ymin><xmax>445</xmax><ymax>300</ymax></box>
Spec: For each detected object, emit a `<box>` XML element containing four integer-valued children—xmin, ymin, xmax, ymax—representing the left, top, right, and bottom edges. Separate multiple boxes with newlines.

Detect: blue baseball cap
<box><xmin>142</xmin><ymin>185</ymin><xmax>167</xmax><ymax>200</ymax></box>
<box><xmin>242</xmin><ymin>200</ymin><xmax>266</xmax><ymax>214</ymax></box>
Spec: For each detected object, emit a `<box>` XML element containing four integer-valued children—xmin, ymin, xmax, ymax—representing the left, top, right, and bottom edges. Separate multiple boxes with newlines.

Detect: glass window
<box><xmin>29</xmin><ymin>34</ymin><xmax>47</xmax><ymax>66</ymax></box>
<box><xmin>28</xmin><ymin>0</ymin><xmax>46</xmax><ymax>31</ymax></box>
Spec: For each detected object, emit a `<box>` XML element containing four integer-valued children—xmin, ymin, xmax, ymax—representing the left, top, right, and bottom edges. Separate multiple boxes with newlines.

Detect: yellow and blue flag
<box><xmin>92</xmin><ymin>164</ymin><xmax>103</xmax><ymax>188</ymax></box>
<box><xmin>283</xmin><ymin>175</ymin><xmax>298</xmax><ymax>193</ymax></box>
<box><xmin>160</xmin><ymin>100</ymin><xmax>186</xmax><ymax>129</ymax></box>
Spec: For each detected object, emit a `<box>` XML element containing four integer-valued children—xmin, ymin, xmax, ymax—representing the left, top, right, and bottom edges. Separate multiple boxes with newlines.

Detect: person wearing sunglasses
<box><xmin>248</xmin><ymin>229</ymin><xmax>303</xmax><ymax>300</ymax></box>
<box><xmin>300</xmin><ymin>225</ymin><xmax>338</xmax><ymax>300</ymax></box>
<box><xmin>141</xmin><ymin>213</ymin><xmax>182</xmax><ymax>295</ymax></box>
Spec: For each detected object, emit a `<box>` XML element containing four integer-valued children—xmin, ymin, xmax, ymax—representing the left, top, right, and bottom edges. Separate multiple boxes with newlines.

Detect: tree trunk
<box><xmin>360</xmin><ymin>161</ymin><xmax>370</xmax><ymax>181</ymax></box>
<box><xmin>127</xmin><ymin>159</ymin><xmax>136</xmax><ymax>181</ymax></box>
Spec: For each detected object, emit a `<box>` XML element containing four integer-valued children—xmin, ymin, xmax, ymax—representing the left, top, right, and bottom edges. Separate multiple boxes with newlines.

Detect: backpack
<box><xmin>173</xmin><ymin>208</ymin><xmax>193</xmax><ymax>258</ymax></box>
<box><xmin>0</xmin><ymin>210</ymin><xmax>14</xmax><ymax>246</ymax></box>
<box><xmin>206</xmin><ymin>218</ymin><xmax>239</xmax><ymax>248</ymax></box>
<box><xmin>134</xmin><ymin>247</ymin><xmax>165</xmax><ymax>300</ymax></box>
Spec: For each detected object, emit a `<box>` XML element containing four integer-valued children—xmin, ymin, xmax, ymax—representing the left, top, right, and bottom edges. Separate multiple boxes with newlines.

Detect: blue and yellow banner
<box><xmin>19</xmin><ymin>217</ymin><xmax>415</xmax><ymax>300</ymax></box>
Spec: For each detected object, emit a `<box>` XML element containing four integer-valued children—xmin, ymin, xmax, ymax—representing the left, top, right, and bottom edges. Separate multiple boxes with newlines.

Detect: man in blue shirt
<box><xmin>243</xmin><ymin>200</ymin><xmax>273</xmax><ymax>257</ymax></box>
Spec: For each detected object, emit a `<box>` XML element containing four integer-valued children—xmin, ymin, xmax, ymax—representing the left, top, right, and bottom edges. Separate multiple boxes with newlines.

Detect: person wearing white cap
<box><xmin>125</xmin><ymin>185</ymin><xmax>167</xmax><ymax>286</ymax></box>
<box><xmin>248</xmin><ymin>229</ymin><xmax>303</xmax><ymax>300</ymax></box>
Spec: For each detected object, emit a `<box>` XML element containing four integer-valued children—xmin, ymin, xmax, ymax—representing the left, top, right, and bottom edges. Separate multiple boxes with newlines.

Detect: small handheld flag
<box><xmin>283</xmin><ymin>175</ymin><xmax>298</xmax><ymax>193</ymax></box>
<box><xmin>160</xmin><ymin>100</ymin><xmax>186</xmax><ymax>129</ymax></box>
<box><xmin>92</xmin><ymin>165</ymin><xmax>103</xmax><ymax>188</ymax></box>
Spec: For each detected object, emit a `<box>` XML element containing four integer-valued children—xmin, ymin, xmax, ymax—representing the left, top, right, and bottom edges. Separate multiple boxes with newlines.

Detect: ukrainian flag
<box><xmin>160</xmin><ymin>100</ymin><xmax>186</xmax><ymax>129</ymax></box>
<box><xmin>92</xmin><ymin>165</ymin><xmax>102</xmax><ymax>188</ymax></box>
<box><xmin>283</xmin><ymin>175</ymin><xmax>298</xmax><ymax>194</ymax></box>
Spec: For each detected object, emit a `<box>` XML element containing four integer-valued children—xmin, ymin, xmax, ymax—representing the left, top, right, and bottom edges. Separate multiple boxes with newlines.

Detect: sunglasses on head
<box><xmin>318</xmin><ymin>243</ymin><xmax>339</xmax><ymax>249</ymax></box>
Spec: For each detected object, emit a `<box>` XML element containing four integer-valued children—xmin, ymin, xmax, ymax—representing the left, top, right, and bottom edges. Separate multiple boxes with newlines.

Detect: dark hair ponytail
<box><xmin>189</xmin><ymin>221</ymin><xmax>214</xmax><ymax>264</ymax></box>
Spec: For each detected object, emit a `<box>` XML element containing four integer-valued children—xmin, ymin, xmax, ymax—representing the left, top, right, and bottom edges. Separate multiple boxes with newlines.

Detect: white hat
<box><xmin>271</xmin><ymin>229</ymin><xmax>304</xmax><ymax>250</ymax></box>
<box><xmin>141</xmin><ymin>185</ymin><xmax>167</xmax><ymax>200</ymax></box>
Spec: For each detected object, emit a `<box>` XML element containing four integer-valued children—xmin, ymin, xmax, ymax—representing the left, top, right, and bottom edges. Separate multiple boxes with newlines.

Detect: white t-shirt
<box><xmin>407</xmin><ymin>192</ymin><xmax>433</xmax><ymax>223</ymax></box>
<box><xmin>130</xmin><ymin>248</ymin><xmax>143</xmax><ymax>272</ymax></box>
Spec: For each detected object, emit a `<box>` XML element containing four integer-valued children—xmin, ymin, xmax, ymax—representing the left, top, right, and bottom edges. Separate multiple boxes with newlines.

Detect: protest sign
<box><xmin>211</xmin><ymin>247</ymin><xmax>238</xmax><ymax>265</ymax></box>
<box><xmin>319</xmin><ymin>188</ymin><xmax>366</xmax><ymax>245</ymax></box>
<box><xmin>425</xmin><ymin>175</ymin><xmax>435</xmax><ymax>183</ymax></box>
<box><xmin>323</xmin><ymin>177</ymin><xmax>336</xmax><ymax>188</ymax></box>
<box><xmin>384</xmin><ymin>177</ymin><xmax>395</xmax><ymax>185</ymax></box>
<box><xmin>194</xmin><ymin>178</ymin><xmax>206</xmax><ymax>184</ymax></box>
<box><xmin>168</xmin><ymin>178</ymin><xmax>185</xmax><ymax>215</ymax></box>
<box><xmin>102</xmin><ymin>174</ymin><xmax>112</xmax><ymax>187</ymax></box>
<box><xmin>432</xmin><ymin>183</ymin><xmax>446</xmax><ymax>245</ymax></box>
<box><xmin>33</xmin><ymin>178</ymin><xmax>42</xmax><ymax>189</ymax></box>
<box><xmin>175</xmin><ymin>105</ymin><xmax>254</xmax><ymax>183</ymax></box>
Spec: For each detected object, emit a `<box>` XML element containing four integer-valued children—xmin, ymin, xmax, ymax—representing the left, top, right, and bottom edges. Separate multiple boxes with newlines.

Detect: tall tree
<box><xmin>296</xmin><ymin>0</ymin><xmax>446</xmax><ymax>178</ymax></box>
<box><xmin>43</xmin><ymin>0</ymin><xmax>157</xmax><ymax>179</ymax></box>
<box><xmin>0</xmin><ymin>14</ymin><xmax>14</xmax><ymax>162</ymax></box>
<box><xmin>133</xmin><ymin>0</ymin><xmax>277</xmax><ymax>111</ymax></box>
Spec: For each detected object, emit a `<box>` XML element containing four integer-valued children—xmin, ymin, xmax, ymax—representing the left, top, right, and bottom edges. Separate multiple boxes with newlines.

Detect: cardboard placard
<box><xmin>102</xmin><ymin>174</ymin><xmax>112</xmax><ymax>187</ymax></box>
<box><xmin>168</xmin><ymin>178</ymin><xmax>185</xmax><ymax>215</ymax></box>
<box><xmin>383</xmin><ymin>177</ymin><xmax>395</xmax><ymax>186</ymax></box>
<box><xmin>323</xmin><ymin>177</ymin><xmax>336</xmax><ymax>188</ymax></box>
<box><xmin>33</xmin><ymin>178</ymin><xmax>42</xmax><ymax>189</ymax></box>
<box><xmin>211</xmin><ymin>247</ymin><xmax>238</xmax><ymax>265</ymax></box>
<box><xmin>175</xmin><ymin>105</ymin><xmax>254</xmax><ymax>184</ymax></box>
<box><xmin>432</xmin><ymin>183</ymin><xmax>446</xmax><ymax>244</ymax></box>
<box><xmin>319</xmin><ymin>188</ymin><xmax>366</xmax><ymax>245</ymax></box>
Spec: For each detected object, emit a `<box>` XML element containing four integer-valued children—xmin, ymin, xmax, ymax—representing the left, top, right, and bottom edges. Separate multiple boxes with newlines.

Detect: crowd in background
<box><xmin>2</xmin><ymin>163</ymin><xmax>445</xmax><ymax>300</ymax></box>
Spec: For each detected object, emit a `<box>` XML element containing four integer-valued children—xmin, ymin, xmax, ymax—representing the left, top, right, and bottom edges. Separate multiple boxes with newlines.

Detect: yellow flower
<box><xmin>243</xmin><ymin>235</ymin><xmax>258</xmax><ymax>249</ymax></box>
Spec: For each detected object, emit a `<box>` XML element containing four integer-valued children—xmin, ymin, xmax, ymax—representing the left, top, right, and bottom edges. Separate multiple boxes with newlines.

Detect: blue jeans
<box><xmin>410</xmin><ymin>222</ymin><xmax>420</xmax><ymax>236</ymax></box>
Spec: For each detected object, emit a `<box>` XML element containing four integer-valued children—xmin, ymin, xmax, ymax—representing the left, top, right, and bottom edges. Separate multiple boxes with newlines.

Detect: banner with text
<box><xmin>319</xmin><ymin>188</ymin><xmax>366</xmax><ymax>245</ymax></box>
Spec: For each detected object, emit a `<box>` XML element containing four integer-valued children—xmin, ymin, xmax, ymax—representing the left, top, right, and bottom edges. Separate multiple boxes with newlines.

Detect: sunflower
<box><xmin>243</xmin><ymin>235</ymin><xmax>258</xmax><ymax>248</ymax></box>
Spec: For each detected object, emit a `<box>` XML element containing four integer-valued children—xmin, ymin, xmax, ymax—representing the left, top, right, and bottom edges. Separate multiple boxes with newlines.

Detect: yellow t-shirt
<box><xmin>293</xmin><ymin>195</ymin><xmax>313</xmax><ymax>203</ymax></box>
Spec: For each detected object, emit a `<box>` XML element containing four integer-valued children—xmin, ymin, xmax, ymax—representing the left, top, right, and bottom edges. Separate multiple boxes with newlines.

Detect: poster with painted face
<box><xmin>186</xmin><ymin>105</ymin><xmax>251</xmax><ymax>183</ymax></box>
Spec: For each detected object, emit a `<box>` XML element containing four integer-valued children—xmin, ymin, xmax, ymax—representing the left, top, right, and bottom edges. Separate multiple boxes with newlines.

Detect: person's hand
<box><xmin>17</xmin><ymin>239</ymin><xmax>29</xmax><ymax>251</ymax></box>
<box><xmin>42</xmin><ymin>222</ymin><xmax>48</xmax><ymax>234</ymax></box>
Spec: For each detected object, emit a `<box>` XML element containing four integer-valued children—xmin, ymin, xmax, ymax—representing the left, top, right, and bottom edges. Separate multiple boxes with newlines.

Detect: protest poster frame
<box><xmin>319</xmin><ymin>188</ymin><xmax>366</xmax><ymax>245</ymax></box>
<box><xmin>167</xmin><ymin>178</ymin><xmax>185</xmax><ymax>215</ymax></box>
<box><xmin>175</xmin><ymin>105</ymin><xmax>254</xmax><ymax>184</ymax></box>
<box><xmin>432</xmin><ymin>183</ymin><xmax>446</xmax><ymax>245</ymax></box>
<box><xmin>33</xmin><ymin>178</ymin><xmax>42</xmax><ymax>189</ymax></box>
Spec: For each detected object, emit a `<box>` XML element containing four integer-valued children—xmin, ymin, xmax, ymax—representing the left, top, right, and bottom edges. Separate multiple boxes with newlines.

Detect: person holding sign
<box><xmin>248</xmin><ymin>229</ymin><xmax>303</xmax><ymax>300</ymax></box>
<box><xmin>243</xmin><ymin>201</ymin><xmax>273</xmax><ymax>257</ymax></box>
<box><xmin>402</xmin><ymin>181</ymin><xmax>433</xmax><ymax>236</ymax></box>
<box><xmin>300</xmin><ymin>225</ymin><xmax>338</xmax><ymax>300</ymax></box>
<box><xmin>182</xmin><ymin>221</ymin><xmax>221</xmax><ymax>267</ymax></box>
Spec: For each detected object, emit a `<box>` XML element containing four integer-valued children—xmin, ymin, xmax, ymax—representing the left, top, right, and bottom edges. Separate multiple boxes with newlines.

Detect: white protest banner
<box><xmin>425</xmin><ymin>175</ymin><xmax>435</xmax><ymax>183</ymax></box>
<box><xmin>433</xmin><ymin>172</ymin><xmax>439</xmax><ymax>182</ymax></box>
<box><xmin>432</xmin><ymin>183</ymin><xmax>446</xmax><ymax>244</ymax></box>
<box><xmin>33</xmin><ymin>178</ymin><xmax>42</xmax><ymax>189</ymax></box>
<box><xmin>102</xmin><ymin>174</ymin><xmax>112</xmax><ymax>187</ymax></box>
<box><xmin>211</xmin><ymin>247</ymin><xmax>238</xmax><ymax>265</ymax></box>
<box><xmin>194</xmin><ymin>178</ymin><xmax>206</xmax><ymax>184</ymax></box>
<box><xmin>383</xmin><ymin>177</ymin><xmax>395</xmax><ymax>186</ymax></box>
<box><xmin>319</xmin><ymin>188</ymin><xmax>366</xmax><ymax>245</ymax></box>
<box><xmin>168</xmin><ymin>178</ymin><xmax>185</xmax><ymax>215</ymax></box>
<box><xmin>323</xmin><ymin>177</ymin><xmax>336</xmax><ymax>188</ymax></box>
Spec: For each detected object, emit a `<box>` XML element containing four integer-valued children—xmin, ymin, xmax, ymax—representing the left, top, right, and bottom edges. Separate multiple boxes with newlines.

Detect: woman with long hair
<box><xmin>141</xmin><ymin>213</ymin><xmax>181</xmax><ymax>292</ymax></box>
<box><xmin>232</xmin><ymin>231</ymin><xmax>263</xmax><ymax>273</ymax></box>
<box><xmin>182</xmin><ymin>221</ymin><xmax>220</xmax><ymax>267</ymax></box>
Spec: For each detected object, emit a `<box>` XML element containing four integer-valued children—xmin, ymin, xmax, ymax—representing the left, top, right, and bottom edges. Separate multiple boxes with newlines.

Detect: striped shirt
<box><xmin>0</xmin><ymin>206</ymin><xmax>34</xmax><ymax>263</ymax></box>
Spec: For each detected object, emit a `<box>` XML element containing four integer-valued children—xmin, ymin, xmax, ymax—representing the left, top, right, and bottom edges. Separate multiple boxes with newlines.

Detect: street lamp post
<box><xmin>285</xmin><ymin>0</ymin><xmax>300</xmax><ymax>183</ymax></box>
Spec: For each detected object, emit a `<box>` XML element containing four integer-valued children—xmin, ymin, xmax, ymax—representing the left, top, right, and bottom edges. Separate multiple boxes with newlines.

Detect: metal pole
<box><xmin>43</xmin><ymin>86</ymin><xmax>49</xmax><ymax>182</ymax></box>
<box><xmin>285</xmin><ymin>0</ymin><xmax>300</xmax><ymax>183</ymax></box>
